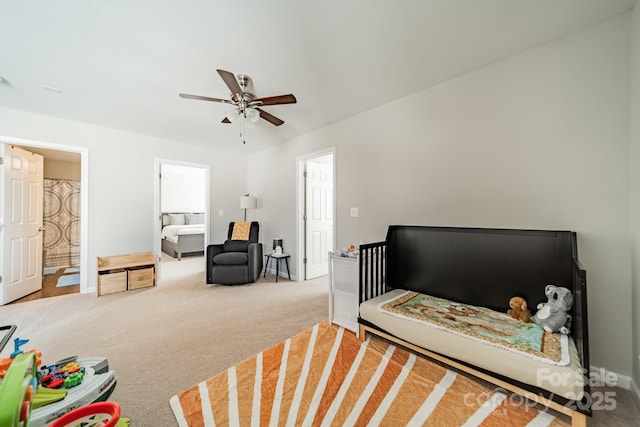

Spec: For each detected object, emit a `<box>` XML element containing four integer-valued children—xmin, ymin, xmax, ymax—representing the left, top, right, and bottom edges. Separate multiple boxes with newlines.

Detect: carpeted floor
<box><xmin>0</xmin><ymin>255</ymin><xmax>329</xmax><ymax>425</ymax></box>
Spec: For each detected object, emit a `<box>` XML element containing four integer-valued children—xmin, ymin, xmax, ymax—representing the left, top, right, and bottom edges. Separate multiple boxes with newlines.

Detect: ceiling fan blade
<box><xmin>254</xmin><ymin>94</ymin><xmax>297</xmax><ymax>106</ymax></box>
<box><xmin>217</xmin><ymin>69</ymin><xmax>243</xmax><ymax>95</ymax></box>
<box><xmin>179</xmin><ymin>93</ymin><xmax>232</xmax><ymax>104</ymax></box>
<box><xmin>256</xmin><ymin>108</ymin><xmax>284</xmax><ymax>126</ymax></box>
<box><xmin>222</xmin><ymin>117</ymin><xmax>231</xmax><ymax>123</ymax></box>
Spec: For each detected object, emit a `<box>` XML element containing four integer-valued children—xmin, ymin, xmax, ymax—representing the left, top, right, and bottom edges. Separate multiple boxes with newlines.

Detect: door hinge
<box><xmin>303</xmin><ymin>258</ymin><xmax>307</xmax><ymax>264</ymax></box>
<box><xmin>0</xmin><ymin>157</ymin><xmax>3</xmax><ymax>165</ymax></box>
<box><xmin>0</xmin><ymin>275</ymin><xmax>2</xmax><ymax>283</ymax></box>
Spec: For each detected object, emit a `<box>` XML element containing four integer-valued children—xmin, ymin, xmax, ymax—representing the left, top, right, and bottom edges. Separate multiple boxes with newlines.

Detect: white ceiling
<box><xmin>0</xmin><ymin>0</ymin><xmax>636</xmax><ymax>153</ymax></box>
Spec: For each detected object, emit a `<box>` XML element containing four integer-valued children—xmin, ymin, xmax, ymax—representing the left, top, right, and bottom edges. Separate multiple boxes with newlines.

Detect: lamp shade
<box><xmin>240</xmin><ymin>195</ymin><xmax>257</xmax><ymax>209</ymax></box>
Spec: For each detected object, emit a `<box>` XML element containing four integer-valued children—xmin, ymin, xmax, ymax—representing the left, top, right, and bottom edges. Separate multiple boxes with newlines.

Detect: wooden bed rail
<box><xmin>359</xmin><ymin>242</ymin><xmax>386</xmax><ymax>304</ymax></box>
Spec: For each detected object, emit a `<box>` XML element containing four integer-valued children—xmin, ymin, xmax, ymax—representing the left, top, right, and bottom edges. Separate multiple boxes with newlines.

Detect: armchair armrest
<box><xmin>207</xmin><ymin>244</ymin><xmax>224</xmax><ymax>260</ymax></box>
<box><xmin>247</xmin><ymin>243</ymin><xmax>264</xmax><ymax>282</ymax></box>
<box><xmin>206</xmin><ymin>244</ymin><xmax>224</xmax><ymax>284</ymax></box>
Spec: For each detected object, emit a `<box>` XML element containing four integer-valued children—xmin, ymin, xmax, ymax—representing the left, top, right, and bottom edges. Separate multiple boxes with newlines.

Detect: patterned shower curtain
<box><xmin>43</xmin><ymin>178</ymin><xmax>81</xmax><ymax>269</ymax></box>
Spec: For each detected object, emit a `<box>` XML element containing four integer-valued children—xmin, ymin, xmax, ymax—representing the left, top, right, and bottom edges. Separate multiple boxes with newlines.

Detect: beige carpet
<box><xmin>0</xmin><ymin>255</ymin><xmax>328</xmax><ymax>425</ymax></box>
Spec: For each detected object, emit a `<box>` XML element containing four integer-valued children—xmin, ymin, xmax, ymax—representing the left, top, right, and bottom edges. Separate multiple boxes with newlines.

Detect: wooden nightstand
<box><xmin>263</xmin><ymin>253</ymin><xmax>291</xmax><ymax>282</ymax></box>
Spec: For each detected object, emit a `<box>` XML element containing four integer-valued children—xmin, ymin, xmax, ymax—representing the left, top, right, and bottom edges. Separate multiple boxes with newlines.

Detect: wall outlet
<box><xmin>350</xmin><ymin>207</ymin><xmax>359</xmax><ymax>217</ymax></box>
<box><xmin>218</xmin><ymin>209</ymin><xmax>224</xmax><ymax>216</ymax></box>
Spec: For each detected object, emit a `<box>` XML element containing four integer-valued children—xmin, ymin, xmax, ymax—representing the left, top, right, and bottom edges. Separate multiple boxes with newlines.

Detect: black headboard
<box><xmin>386</xmin><ymin>226</ymin><xmax>575</xmax><ymax>311</ymax></box>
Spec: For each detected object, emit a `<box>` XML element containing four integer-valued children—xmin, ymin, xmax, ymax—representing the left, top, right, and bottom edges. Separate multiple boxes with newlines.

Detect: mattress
<box><xmin>161</xmin><ymin>224</ymin><xmax>205</xmax><ymax>243</ymax></box>
<box><xmin>359</xmin><ymin>289</ymin><xmax>585</xmax><ymax>400</ymax></box>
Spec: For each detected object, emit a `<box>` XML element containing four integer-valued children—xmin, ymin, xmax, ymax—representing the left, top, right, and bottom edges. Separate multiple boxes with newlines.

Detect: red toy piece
<box><xmin>49</xmin><ymin>401</ymin><xmax>120</xmax><ymax>427</ymax></box>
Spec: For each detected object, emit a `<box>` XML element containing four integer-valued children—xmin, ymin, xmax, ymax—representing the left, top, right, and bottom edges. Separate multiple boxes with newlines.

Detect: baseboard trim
<box><xmin>631</xmin><ymin>378</ymin><xmax>640</xmax><ymax>410</ymax></box>
<box><xmin>264</xmin><ymin>266</ymin><xmax>296</xmax><ymax>282</ymax></box>
<box><xmin>590</xmin><ymin>365</ymin><xmax>631</xmax><ymax>390</ymax></box>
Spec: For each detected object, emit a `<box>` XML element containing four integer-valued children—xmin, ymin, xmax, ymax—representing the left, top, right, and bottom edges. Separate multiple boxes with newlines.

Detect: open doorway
<box><xmin>153</xmin><ymin>159</ymin><xmax>210</xmax><ymax>281</ymax></box>
<box><xmin>1</xmin><ymin>137</ymin><xmax>88</xmax><ymax>305</ymax></box>
<box><xmin>297</xmin><ymin>149</ymin><xmax>335</xmax><ymax>281</ymax></box>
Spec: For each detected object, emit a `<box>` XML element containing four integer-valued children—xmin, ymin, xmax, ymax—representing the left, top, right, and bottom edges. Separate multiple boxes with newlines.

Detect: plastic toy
<box><xmin>0</xmin><ymin>352</ymin><xmax>38</xmax><ymax>425</ymax></box>
<box><xmin>39</xmin><ymin>360</ymin><xmax>86</xmax><ymax>389</ymax></box>
<box><xmin>49</xmin><ymin>401</ymin><xmax>121</xmax><ymax>427</ymax></box>
<box><xmin>0</xmin><ymin>325</ymin><xmax>118</xmax><ymax>427</ymax></box>
<box><xmin>1</xmin><ymin>337</ymin><xmax>43</xmax><ymax>379</ymax></box>
<box><xmin>29</xmin><ymin>357</ymin><xmax>117</xmax><ymax>426</ymax></box>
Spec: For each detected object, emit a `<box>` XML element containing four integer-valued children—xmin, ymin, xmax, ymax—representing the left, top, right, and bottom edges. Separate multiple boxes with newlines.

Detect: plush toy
<box><xmin>507</xmin><ymin>296</ymin><xmax>531</xmax><ymax>323</ymax></box>
<box><xmin>532</xmin><ymin>285</ymin><xmax>573</xmax><ymax>334</ymax></box>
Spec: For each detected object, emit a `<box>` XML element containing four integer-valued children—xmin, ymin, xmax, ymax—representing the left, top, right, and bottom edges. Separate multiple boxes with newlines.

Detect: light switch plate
<box><xmin>350</xmin><ymin>207</ymin><xmax>358</xmax><ymax>217</ymax></box>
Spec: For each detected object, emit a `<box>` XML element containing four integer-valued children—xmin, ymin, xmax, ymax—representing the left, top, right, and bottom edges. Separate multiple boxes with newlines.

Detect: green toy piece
<box><xmin>0</xmin><ymin>352</ymin><xmax>38</xmax><ymax>426</ymax></box>
<box><xmin>31</xmin><ymin>387</ymin><xmax>68</xmax><ymax>410</ymax></box>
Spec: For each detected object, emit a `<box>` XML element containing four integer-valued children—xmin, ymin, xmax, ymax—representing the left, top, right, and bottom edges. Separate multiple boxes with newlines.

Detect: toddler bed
<box><xmin>161</xmin><ymin>213</ymin><xmax>205</xmax><ymax>260</ymax></box>
<box><xmin>358</xmin><ymin>225</ymin><xmax>590</xmax><ymax>426</ymax></box>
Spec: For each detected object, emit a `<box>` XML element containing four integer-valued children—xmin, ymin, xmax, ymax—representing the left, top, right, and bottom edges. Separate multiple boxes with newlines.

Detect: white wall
<box><xmin>248</xmin><ymin>14</ymin><xmax>633</xmax><ymax>376</ymax></box>
<box><xmin>630</xmin><ymin>2</ymin><xmax>640</xmax><ymax>403</ymax></box>
<box><xmin>0</xmin><ymin>106</ymin><xmax>247</xmax><ymax>291</ymax></box>
<box><xmin>161</xmin><ymin>164</ymin><xmax>206</xmax><ymax>213</ymax></box>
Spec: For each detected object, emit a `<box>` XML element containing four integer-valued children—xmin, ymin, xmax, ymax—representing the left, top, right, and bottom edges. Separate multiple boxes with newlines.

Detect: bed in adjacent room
<box><xmin>161</xmin><ymin>213</ymin><xmax>205</xmax><ymax>260</ymax></box>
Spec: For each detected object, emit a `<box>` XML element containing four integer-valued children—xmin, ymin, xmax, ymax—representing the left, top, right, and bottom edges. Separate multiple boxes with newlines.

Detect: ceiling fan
<box><xmin>179</xmin><ymin>69</ymin><xmax>297</xmax><ymax>127</ymax></box>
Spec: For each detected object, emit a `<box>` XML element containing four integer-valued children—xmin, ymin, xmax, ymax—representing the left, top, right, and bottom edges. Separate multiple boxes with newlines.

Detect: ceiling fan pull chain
<box><xmin>241</xmin><ymin>113</ymin><xmax>246</xmax><ymax>144</ymax></box>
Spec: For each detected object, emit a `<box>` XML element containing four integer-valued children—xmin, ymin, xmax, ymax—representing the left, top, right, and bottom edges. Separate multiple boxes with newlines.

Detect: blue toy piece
<box><xmin>10</xmin><ymin>337</ymin><xmax>30</xmax><ymax>358</ymax></box>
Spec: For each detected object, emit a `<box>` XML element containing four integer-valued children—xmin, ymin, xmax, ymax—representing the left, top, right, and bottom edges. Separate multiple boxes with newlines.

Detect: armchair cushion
<box><xmin>223</xmin><ymin>240</ymin><xmax>250</xmax><ymax>253</ymax></box>
<box><xmin>213</xmin><ymin>252</ymin><xmax>248</xmax><ymax>265</ymax></box>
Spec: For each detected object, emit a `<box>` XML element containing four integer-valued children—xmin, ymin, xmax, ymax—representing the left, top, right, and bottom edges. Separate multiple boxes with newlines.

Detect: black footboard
<box><xmin>359</xmin><ymin>241</ymin><xmax>386</xmax><ymax>304</ymax></box>
<box><xmin>572</xmin><ymin>233</ymin><xmax>591</xmax><ymax>413</ymax></box>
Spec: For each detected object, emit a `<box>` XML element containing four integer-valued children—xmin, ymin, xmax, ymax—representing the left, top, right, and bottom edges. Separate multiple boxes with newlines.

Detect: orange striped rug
<box><xmin>170</xmin><ymin>321</ymin><xmax>569</xmax><ymax>426</ymax></box>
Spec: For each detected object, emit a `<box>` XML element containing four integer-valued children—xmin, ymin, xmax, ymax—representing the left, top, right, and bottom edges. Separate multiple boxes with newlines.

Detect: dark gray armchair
<box><xmin>206</xmin><ymin>221</ymin><xmax>263</xmax><ymax>285</ymax></box>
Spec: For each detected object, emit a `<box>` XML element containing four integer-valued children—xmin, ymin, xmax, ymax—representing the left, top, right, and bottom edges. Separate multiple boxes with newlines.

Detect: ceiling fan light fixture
<box><xmin>226</xmin><ymin>109</ymin><xmax>240</xmax><ymax>122</ymax></box>
<box><xmin>246</xmin><ymin>107</ymin><xmax>260</xmax><ymax>123</ymax></box>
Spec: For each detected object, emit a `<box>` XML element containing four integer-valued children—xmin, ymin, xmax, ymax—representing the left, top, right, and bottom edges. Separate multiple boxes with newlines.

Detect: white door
<box><xmin>0</xmin><ymin>144</ymin><xmax>44</xmax><ymax>305</ymax></box>
<box><xmin>305</xmin><ymin>158</ymin><xmax>333</xmax><ymax>279</ymax></box>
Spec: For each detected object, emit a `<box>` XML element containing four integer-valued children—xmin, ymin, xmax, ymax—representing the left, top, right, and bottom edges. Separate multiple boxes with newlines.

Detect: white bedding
<box><xmin>360</xmin><ymin>289</ymin><xmax>585</xmax><ymax>400</ymax></box>
<box><xmin>161</xmin><ymin>224</ymin><xmax>205</xmax><ymax>243</ymax></box>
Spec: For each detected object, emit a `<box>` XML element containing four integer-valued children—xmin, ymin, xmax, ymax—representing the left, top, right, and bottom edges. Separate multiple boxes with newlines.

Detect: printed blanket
<box><xmin>380</xmin><ymin>291</ymin><xmax>569</xmax><ymax>366</ymax></box>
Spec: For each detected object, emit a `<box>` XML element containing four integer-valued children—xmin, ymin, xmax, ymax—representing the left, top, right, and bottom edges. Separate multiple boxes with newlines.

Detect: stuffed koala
<box><xmin>532</xmin><ymin>285</ymin><xmax>573</xmax><ymax>334</ymax></box>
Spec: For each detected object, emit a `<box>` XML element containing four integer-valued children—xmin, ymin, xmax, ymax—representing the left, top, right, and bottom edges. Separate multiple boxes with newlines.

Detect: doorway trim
<box><xmin>153</xmin><ymin>158</ymin><xmax>210</xmax><ymax>280</ymax></box>
<box><xmin>296</xmin><ymin>147</ymin><xmax>336</xmax><ymax>281</ymax></box>
<box><xmin>0</xmin><ymin>135</ymin><xmax>89</xmax><ymax>294</ymax></box>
